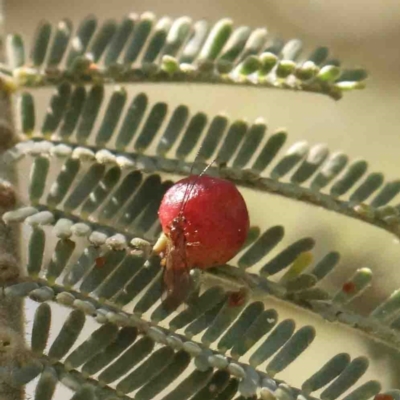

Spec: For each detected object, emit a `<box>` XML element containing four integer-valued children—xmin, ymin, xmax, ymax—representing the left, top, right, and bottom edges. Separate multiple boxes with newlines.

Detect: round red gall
<box><xmin>158</xmin><ymin>175</ymin><xmax>249</xmax><ymax>269</ymax></box>
<box><xmin>228</xmin><ymin>288</ymin><xmax>248</xmax><ymax>307</ymax></box>
<box><xmin>95</xmin><ymin>256</ymin><xmax>106</xmax><ymax>268</ymax></box>
<box><xmin>342</xmin><ymin>281</ymin><xmax>356</xmax><ymax>293</ymax></box>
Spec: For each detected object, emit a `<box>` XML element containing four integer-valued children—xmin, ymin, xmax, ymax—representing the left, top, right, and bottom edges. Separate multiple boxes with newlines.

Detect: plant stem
<box><xmin>0</xmin><ymin>1</ymin><xmax>24</xmax><ymax>398</ymax></box>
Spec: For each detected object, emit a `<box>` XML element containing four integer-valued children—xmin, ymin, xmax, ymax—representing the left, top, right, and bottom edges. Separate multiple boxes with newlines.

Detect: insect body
<box><xmin>162</xmin><ymin>214</ymin><xmax>193</xmax><ymax>310</ymax></box>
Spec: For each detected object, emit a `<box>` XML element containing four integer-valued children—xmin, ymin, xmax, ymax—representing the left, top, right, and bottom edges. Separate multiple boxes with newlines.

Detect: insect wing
<box><xmin>161</xmin><ymin>264</ymin><xmax>193</xmax><ymax>311</ymax></box>
<box><xmin>161</xmin><ymin>237</ymin><xmax>193</xmax><ymax>311</ymax></box>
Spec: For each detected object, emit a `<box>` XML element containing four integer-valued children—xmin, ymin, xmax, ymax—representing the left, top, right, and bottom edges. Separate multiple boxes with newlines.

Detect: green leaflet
<box><xmin>13</xmin><ymin>85</ymin><xmax>400</xmax><ymax>244</ymax></box>
<box><xmin>7</xmin><ymin>14</ymin><xmax>367</xmax><ymax>99</ymax></box>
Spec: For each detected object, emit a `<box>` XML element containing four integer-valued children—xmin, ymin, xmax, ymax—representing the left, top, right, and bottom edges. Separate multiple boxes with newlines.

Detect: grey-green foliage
<box><xmin>5</xmin><ymin>14</ymin><xmax>366</xmax><ymax>98</ymax></box>
<box><xmin>1</xmin><ymin>10</ymin><xmax>399</xmax><ymax>400</ymax></box>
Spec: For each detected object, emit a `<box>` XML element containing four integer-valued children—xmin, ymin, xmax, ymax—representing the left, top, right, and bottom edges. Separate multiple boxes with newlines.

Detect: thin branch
<box><xmin>7</xmin><ymin>67</ymin><xmax>346</xmax><ymax>100</ymax></box>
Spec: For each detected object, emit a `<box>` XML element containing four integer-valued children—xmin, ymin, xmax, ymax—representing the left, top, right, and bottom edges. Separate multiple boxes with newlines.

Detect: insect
<box><xmin>157</xmin><ymin>159</ymin><xmax>250</xmax><ymax>310</ymax></box>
